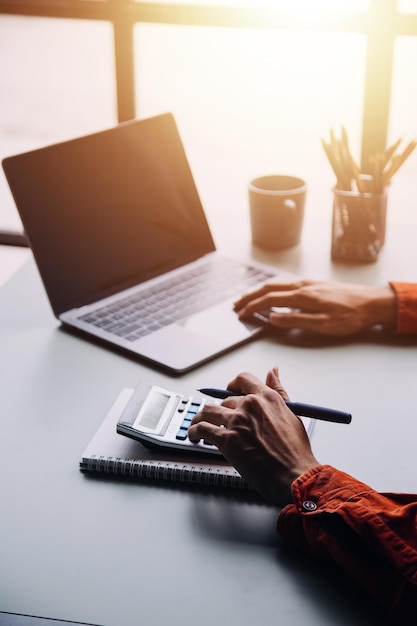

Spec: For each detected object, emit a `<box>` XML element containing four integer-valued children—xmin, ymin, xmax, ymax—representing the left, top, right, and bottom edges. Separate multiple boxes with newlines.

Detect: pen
<box><xmin>197</xmin><ymin>388</ymin><xmax>352</xmax><ymax>424</ymax></box>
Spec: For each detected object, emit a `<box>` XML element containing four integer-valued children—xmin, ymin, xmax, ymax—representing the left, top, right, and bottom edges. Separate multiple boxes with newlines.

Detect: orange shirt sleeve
<box><xmin>389</xmin><ymin>282</ymin><xmax>417</xmax><ymax>334</ymax></box>
<box><xmin>277</xmin><ymin>465</ymin><xmax>417</xmax><ymax>618</ymax></box>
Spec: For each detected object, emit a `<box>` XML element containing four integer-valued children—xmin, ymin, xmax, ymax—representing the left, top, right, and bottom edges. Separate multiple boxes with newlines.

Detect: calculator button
<box><xmin>178</xmin><ymin>399</ymin><xmax>189</xmax><ymax>413</ymax></box>
<box><xmin>176</xmin><ymin>430</ymin><xmax>188</xmax><ymax>441</ymax></box>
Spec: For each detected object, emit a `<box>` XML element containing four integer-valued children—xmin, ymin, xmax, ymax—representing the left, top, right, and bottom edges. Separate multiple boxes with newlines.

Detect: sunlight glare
<box><xmin>276</xmin><ymin>0</ymin><xmax>368</xmax><ymax>13</ymax></box>
<box><xmin>196</xmin><ymin>0</ymin><xmax>370</xmax><ymax>13</ymax></box>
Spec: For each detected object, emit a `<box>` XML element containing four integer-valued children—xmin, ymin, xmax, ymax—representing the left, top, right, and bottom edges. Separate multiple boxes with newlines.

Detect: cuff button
<box><xmin>302</xmin><ymin>500</ymin><xmax>317</xmax><ymax>512</ymax></box>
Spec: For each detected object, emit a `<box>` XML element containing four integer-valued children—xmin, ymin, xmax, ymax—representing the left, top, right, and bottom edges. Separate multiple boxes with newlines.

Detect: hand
<box><xmin>188</xmin><ymin>367</ymin><xmax>319</xmax><ymax>506</ymax></box>
<box><xmin>234</xmin><ymin>279</ymin><xmax>397</xmax><ymax>337</ymax></box>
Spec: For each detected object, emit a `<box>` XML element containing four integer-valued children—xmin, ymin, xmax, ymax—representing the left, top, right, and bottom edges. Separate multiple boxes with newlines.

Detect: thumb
<box><xmin>265</xmin><ymin>366</ymin><xmax>290</xmax><ymax>401</ymax></box>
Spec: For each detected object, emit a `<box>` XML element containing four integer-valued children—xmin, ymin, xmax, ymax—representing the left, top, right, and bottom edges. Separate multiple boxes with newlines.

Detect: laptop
<box><xmin>2</xmin><ymin>113</ymin><xmax>280</xmax><ymax>373</ymax></box>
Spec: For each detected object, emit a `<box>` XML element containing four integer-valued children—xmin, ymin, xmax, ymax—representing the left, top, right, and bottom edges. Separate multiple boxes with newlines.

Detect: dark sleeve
<box><xmin>277</xmin><ymin>465</ymin><xmax>417</xmax><ymax>617</ymax></box>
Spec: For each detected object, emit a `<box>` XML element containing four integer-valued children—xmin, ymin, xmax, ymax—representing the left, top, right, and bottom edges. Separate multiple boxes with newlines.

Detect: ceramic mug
<box><xmin>248</xmin><ymin>174</ymin><xmax>307</xmax><ymax>250</ymax></box>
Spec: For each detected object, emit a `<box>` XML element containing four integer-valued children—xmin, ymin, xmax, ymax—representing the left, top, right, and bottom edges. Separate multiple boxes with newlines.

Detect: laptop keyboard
<box><xmin>78</xmin><ymin>257</ymin><xmax>275</xmax><ymax>341</ymax></box>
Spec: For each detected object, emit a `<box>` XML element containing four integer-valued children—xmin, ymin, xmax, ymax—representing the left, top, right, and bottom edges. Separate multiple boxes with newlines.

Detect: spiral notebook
<box><xmin>80</xmin><ymin>388</ymin><xmax>314</xmax><ymax>491</ymax></box>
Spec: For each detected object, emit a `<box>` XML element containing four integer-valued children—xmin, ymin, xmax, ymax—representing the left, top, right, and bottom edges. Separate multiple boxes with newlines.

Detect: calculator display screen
<box><xmin>140</xmin><ymin>390</ymin><xmax>171</xmax><ymax>430</ymax></box>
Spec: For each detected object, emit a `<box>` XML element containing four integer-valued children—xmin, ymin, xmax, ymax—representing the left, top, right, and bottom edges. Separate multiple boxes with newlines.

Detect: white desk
<box><xmin>0</xmin><ymin>177</ymin><xmax>416</xmax><ymax>626</ymax></box>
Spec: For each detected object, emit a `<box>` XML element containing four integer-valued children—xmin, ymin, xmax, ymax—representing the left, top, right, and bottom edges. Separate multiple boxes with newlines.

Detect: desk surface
<box><xmin>0</xmin><ymin>178</ymin><xmax>416</xmax><ymax>626</ymax></box>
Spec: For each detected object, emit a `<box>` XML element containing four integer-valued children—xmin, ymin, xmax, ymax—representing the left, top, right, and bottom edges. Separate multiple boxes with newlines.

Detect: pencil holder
<box><xmin>331</xmin><ymin>186</ymin><xmax>387</xmax><ymax>263</ymax></box>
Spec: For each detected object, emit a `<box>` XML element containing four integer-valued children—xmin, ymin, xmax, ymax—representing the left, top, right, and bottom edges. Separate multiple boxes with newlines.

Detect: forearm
<box><xmin>363</xmin><ymin>284</ymin><xmax>397</xmax><ymax>328</ymax></box>
<box><xmin>277</xmin><ymin>465</ymin><xmax>417</xmax><ymax>616</ymax></box>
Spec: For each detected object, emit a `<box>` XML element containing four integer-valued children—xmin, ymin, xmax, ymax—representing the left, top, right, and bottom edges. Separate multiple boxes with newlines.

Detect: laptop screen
<box><xmin>3</xmin><ymin>114</ymin><xmax>215</xmax><ymax>315</ymax></box>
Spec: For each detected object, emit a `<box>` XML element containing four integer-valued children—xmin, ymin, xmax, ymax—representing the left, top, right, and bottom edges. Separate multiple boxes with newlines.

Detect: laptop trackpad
<box><xmin>181</xmin><ymin>302</ymin><xmax>259</xmax><ymax>341</ymax></box>
<box><xmin>136</xmin><ymin>303</ymin><xmax>260</xmax><ymax>372</ymax></box>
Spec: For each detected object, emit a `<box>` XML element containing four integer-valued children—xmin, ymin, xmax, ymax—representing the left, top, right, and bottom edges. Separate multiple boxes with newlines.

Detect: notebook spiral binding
<box><xmin>86</xmin><ymin>454</ymin><xmax>248</xmax><ymax>489</ymax></box>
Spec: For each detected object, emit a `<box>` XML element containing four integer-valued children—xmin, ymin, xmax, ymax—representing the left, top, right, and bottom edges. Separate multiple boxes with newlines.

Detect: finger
<box><xmin>233</xmin><ymin>284</ymin><xmax>276</xmax><ymax>310</ymax></box>
<box><xmin>225</xmin><ymin>371</ymin><xmax>268</xmax><ymax>396</ymax></box>
<box><xmin>234</xmin><ymin>281</ymin><xmax>307</xmax><ymax>311</ymax></box>
<box><xmin>269</xmin><ymin>310</ymin><xmax>324</xmax><ymax>329</ymax></box>
<box><xmin>265</xmin><ymin>366</ymin><xmax>290</xmax><ymax>401</ymax></box>
<box><xmin>236</xmin><ymin>291</ymin><xmax>305</xmax><ymax>320</ymax></box>
<box><xmin>187</xmin><ymin>421</ymin><xmax>225</xmax><ymax>446</ymax></box>
<box><xmin>269</xmin><ymin>311</ymin><xmax>344</xmax><ymax>335</ymax></box>
<box><xmin>191</xmin><ymin>403</ymin><xmax>234</xmax><ymax>427</ymax></box>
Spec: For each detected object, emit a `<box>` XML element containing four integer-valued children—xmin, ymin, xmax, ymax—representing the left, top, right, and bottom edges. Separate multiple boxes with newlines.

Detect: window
<box><xmin>0</xmin><ymin>13</ymin><xmax>115</xmax><ymax>235</ymax></box>
<box><xmin>134</xmin><ymin>23</ymin><xmax>366</xmax><ymax>191</ymax></box>
<box><xmin>1</xmin><ymin>0</ymin><xmax>416</xmax><ymax>238</ymax></box>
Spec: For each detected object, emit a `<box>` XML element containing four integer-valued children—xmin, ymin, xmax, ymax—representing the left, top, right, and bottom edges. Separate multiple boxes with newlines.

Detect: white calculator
<box><xmin>116</xmin><ymin>381</ymin><xmax>222</xmax><ymax>455</ymax></box>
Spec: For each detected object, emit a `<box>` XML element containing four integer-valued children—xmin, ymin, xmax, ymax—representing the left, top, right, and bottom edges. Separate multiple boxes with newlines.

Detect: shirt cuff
<box><xmin>277</xmin><ymin>465</ymin><xmax>376</xmax><ymax>554</ymax></box>
<box><xmin>389</xmin><ymin>281</ymin><xmax>417</xmax><ymax>334</ymax></box>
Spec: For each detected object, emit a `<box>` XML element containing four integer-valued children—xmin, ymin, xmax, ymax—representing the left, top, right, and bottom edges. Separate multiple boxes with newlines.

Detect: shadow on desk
<box><xmin>265</xmin><ymin>325</ymin><xmax>417</xmax><ymax>349</ymax></box>
<box><xmin>191</xmin><ymin>495</ymin><xmax>399</xmax><ymax>626</ymax></box>
<box><xmin>81</xmin><ymin>476</ymin><xmax>397</xmax><ymax>625</ymax></box>
<box><xmin>189</xmin><ymin>495</ymin><xmax>397</xmax><ymax>626</ymax></box>
<box><xmin>273</xmin><ymin>545</ymin><xmax>397</xmax><ymax>626</ymax></box>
